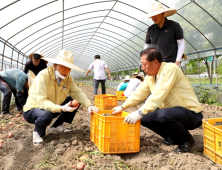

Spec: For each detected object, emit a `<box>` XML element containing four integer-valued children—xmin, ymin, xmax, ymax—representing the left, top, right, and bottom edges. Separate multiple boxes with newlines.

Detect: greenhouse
<box><xmin>2</xmin><ymin>1</ymin><xmax>222</xmax><ymax>169</ymax></box>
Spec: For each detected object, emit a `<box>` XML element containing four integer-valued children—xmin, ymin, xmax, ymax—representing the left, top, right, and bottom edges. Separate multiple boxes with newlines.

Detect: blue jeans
<box><xmin>0</xmin><ymin>79</ymin><xmax>22</xmax><ymax>114</ymax></box>
<box><xmin>23</xmin><ymin>96</ymin><xmax>80</xmax><ymax>137</ymax></box>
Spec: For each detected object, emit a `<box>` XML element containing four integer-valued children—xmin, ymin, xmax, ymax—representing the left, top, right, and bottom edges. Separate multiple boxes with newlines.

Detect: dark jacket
<box><xmin>23</xmin><ymin>59</ymin><xmax>47</xmax><ymax>75</ymax></box>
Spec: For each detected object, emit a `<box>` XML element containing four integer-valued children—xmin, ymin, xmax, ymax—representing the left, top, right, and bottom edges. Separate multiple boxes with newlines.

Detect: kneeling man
<box><xmin>23</xmin><ymin>50</ymin><xmax>98</xmax><ymax>146</ymax></box>
<box><xmin>112</xmin><ymin>46</ymin><xmax>202</xmax><ymax>153</ymax></box>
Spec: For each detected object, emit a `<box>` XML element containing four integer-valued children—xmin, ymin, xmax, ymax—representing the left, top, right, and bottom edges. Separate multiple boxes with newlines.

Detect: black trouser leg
<box><xmin>23</xmin><ymin>96</ymin><xmax>79</xmax><ymax>137</ymax></box>
<box><xmin>52</xmin><ymin>96</ymin><xmax>80</xmax><ymax>127</ymax></box>
<box><xmin>100</xmin><ymin>79</ymin><xmax>106</xmax><ymax>94</ymax></box>
<box><xmin>11</xmin><ymin>88</ymin><xmax>22</xmax><ymax>109</ymax></box>
<box><xmin>23</xmin><ymin>108</ymin><xmax>53</xmax><ymax>137</ymax></box>
<box><xmin>141</xmin><ymin>107</ymin><xmax>203</xmax><ymax>145</ymax></box>
<box><xmin>93</xmin><ymin>79</ymin><xmax>99</xmax><ymax>96</ymax></box>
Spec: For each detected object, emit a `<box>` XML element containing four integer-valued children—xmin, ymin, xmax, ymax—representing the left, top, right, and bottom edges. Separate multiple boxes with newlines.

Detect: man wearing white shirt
<box><xmin>124</xmin><ymin>73</ymin><xmax>144</xmax><ymax>98</ymax></box>
<box><xmin>85</xmin><ymin>55</ymin><xmax>111</xmax><ymax>97</ymax></box>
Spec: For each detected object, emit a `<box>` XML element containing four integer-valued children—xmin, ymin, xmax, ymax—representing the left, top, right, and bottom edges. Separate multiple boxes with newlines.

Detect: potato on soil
<box><xmin>76</xmin><ymin>162</ymin><xmax>85</xmax><ymax>170</ymax></box>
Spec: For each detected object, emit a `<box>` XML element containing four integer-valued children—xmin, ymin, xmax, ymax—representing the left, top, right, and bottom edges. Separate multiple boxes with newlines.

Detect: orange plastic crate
<box><xmin>94</xmin><ymin>94</ymin><xmax>117</xmax><ymax>110</ymax></box>
<box><xmin>90</xmin><ymin>110</ymin><xmax>140</xmax><ymax>154</ymax></box>
<box><xmin>203</xmin><ymin>118</ymin><xmax>222</xmax><ymax>164</ymax></box>
<box><xmin>116</xmin><ymin>91</ymin><xmax>127</xmax><ymax>101</ymax></box>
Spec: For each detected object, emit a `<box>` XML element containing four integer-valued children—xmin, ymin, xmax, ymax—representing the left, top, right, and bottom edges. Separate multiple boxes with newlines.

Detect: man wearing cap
<box><xmin>85</xmin><ymin>55</ymin><xmax>111</xmax><ymax>97</ymax></box>
<box><xmin>124</xmin><ymin>73</ymin><xmax>144</xmax><ymax>98</ymax></box>
<box><xmin>0</xmin><ymin>69</ymin><xmax>29</xmax><ymax>115</ymax></box>
<box><xmin>112</xmin><ymin>46</ymin><xmax>202</xmax><ymax>153</ymax></box>
<box><xmin>144</xmin><ymin>2</ymin><xmax>185</xmax><ymax>66</ymax></box>
<box><xmin>118</xmin><ymin>75</ymin><xmax>130</xmax><ymax>91</ymax></box>
<box><xmin>24</xmin><ymin>52</ymin><xmax>47</xmax><ymax>75</ymax></box>
<box><xmin>23</xmin><ymin>50</ymin><xmax>99</xmax><ymax>146</ymax></box>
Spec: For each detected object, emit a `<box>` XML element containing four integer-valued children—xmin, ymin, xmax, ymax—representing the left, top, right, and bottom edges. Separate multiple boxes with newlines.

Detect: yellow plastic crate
<box><xmin>90</xmin><ymin>110</ymin><xmax>140</xmax><ymax>154</ymax></box>
<box><xmin>94</xmin><ymin>94</ymin><xmax>117</xmax><ymax>110</ymax></box>
<box><xmin>203</xmin><ymin>118</ymin><xmax>222</xmax><ymax>164</ymax></box>
<box><xmin>116</xmin><ymin>91</ymin><xmax>127</xmax><ymax>101</ymax></box>
<box><xmin>80</xmin><ymin>83</ymin><xmax>84</xmax><ymax>85</ymax></box>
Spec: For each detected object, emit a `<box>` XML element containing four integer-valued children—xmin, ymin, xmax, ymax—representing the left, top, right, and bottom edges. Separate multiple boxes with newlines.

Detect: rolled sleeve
<box><xmin>69</xmin><ymin>78</ymin><xmax>92</xmax><ymax>108</ymax></box>
<box><xmin>88</xmin><ymin>63</ymin><xmax>94</xmax><ymax>71</ymax></box>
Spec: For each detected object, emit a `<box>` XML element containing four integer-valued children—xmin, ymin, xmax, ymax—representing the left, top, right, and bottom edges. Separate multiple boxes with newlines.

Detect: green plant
<box><xmin>35</xmin><ymin>146</ymin><xmax>58</xmax><ymax>169</ymax></box>
<box><xmin>197</xmin><ymin>86</ymin><xmax>218</xmax><ymax>104</ymax></box>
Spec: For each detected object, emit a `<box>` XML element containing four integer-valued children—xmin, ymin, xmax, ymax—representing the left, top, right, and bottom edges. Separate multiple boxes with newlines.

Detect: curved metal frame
<box><xmin>0</xmin><ymin>0</ymin><xmax>222</xmax><ymax>73</ymax></box>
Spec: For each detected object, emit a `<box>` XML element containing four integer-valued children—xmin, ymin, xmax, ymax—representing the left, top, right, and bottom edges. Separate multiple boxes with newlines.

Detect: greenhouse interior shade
<box><xmin>0</xmin><ymin>0</ymin><xmax>222</xmax><ymax>78</ymax></box>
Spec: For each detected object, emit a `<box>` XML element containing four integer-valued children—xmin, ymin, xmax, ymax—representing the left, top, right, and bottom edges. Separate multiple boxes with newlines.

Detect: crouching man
<box><xmin>23</xmin><ymin>50</ymin><xmax>98</xmax><ymax>146</ymax></box>
<box><xmin>112</xmin><ymin>46</ymin><xmax>202</xmax><ymax>153</ymax></box>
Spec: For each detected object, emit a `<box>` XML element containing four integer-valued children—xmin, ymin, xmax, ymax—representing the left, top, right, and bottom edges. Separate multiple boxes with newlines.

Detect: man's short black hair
<box><xmin>140</xmin><ymin>44</ymin><xmax>162</xmax><ymax>63</ymax></box>
<box><xmin>94</xmin><ymin>55</ymin><xmax>100</xmax><ymax>59</ymax></box>
<box><xmin>33</xmin><ymin>54</ymin><xmax>41</xmax><ymax>60</ymax></box>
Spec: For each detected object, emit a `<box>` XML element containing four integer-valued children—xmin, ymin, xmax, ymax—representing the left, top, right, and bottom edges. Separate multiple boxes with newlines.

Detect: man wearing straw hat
<box><xmin>144</xmin><ymin>2</ymin><xmax>186</xmax><ymax>66</ymax></box>
<box><xmin>23</xmin><ymin>50</ymin><xmax>99</xmax><ymax>146</ymax></box>
<box><xmin>112</xmin><ymin>46</ymin><xmax>202</xmax><ymax>153</ymax></box>
<box><xmin>24</xmin><ymin>52</ymin><xmax>47</xmax><ymax>76</ymax></box>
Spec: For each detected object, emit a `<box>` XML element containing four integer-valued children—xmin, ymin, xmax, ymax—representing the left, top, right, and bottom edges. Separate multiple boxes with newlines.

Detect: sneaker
<box><xmin>33</xmin><ymin>131</ymin><xmax>43</xmax><ymax>146</ymax></box>
<box><xmin>49</xmin><ymin>124</ymin><xmax>71</xmax><ymax>133</ymax></box>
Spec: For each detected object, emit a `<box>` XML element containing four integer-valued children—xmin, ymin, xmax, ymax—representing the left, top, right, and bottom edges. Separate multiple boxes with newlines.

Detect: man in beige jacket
<box><xmin>112</xmin><ymin>45</ymin><xmax>202</xmax><ymax>153</ymax></box>
<box><xmin>23</xmin><ymin>50</ymin><xmax>98</xmax><ymax>146</ymax></box>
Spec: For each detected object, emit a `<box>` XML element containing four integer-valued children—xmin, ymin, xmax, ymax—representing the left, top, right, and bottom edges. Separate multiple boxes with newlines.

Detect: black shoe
<box><xmin>163</xmin><ymin>137</ymin><xmax>174</xmax><ymax>146</ymax></box>
<box><xmin>1</xmin><ymin>111</ymin><xmax>12</xmax><ymax>115</ymax></box>
<box><xmin>176</xmin><ymin>137</ymin><xmax>195</xmax><ymax>153</ymax></box>
<box><xmin>15</xmin><ymin>107</ymin><xmax>23</xmax><ymax>112</ymax></box>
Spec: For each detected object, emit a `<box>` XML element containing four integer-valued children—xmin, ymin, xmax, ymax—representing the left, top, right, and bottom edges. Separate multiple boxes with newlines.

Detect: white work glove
<box><xmin>112</xmin><ymin>106</ymin><xmax>123</xmax><ymax>115</ymax></box>
<box><xmin>62</xmin><ymin>101</ymin><xmax>78</xmax><ymax>112</ymax></box>
<box><xmin>124</xmin><ymin>110</ymin><xmax>142</xmax><ymax>124</ymax></box>
<box><xmin>88</xmin><ymin>106</ymin><xmax>99</xmax><ymax>114</ymax></box>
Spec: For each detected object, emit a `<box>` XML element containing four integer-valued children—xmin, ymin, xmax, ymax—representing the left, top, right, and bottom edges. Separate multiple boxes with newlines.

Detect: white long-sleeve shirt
<box><xmin>124</xmin><ymin>78</ymin><xmax>142</xmax><ymax>98</ymax></box>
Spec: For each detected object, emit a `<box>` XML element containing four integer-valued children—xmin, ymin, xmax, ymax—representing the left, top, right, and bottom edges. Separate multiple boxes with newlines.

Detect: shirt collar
<box><xmin>154</xmin><ymin>18</ymin><xmax>169</xmax><ymax>29</ymax></box>
<box><xmin>156</xmin><ymin>62</ymin><xmax>166</xmax><ymax>79</ymax></box>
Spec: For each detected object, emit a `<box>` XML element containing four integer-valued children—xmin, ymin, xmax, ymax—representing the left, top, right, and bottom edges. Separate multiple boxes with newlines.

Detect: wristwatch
<box><xmin>138</xmin><ymin>110</ymin><xmax>144</xmax><ymax>116</ymax></box>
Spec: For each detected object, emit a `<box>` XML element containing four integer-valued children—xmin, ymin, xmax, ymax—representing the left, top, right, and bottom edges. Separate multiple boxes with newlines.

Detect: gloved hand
<box><xmin>124</xmin><ymin>110</ymin><xmax>142</xmax><ymax>124</ymax></box>
<box><xmin>88</xmin><ymin>106</ymin><xmax>99</xmax><ymax>114</ymax></box>
<box><xmin>112</xmin><ymin>106</ymin><xmax>123</xmax><ymax>115</ymax></box>
<box><xmin>62</xmin><ymin>101</ymin><xmax>78</xmax><ymax>112</ymax></box>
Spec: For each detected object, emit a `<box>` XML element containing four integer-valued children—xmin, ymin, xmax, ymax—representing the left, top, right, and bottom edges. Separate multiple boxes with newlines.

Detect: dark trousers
<box><xmin>0</xmin><ymin>79</ymin><xmax>22</xmax><ymax>114</ymax></box>
<box><xmin>141</xmin><ymin>107</ymin><xmax>203</xmax><ymax>145</ymax></box>
<box><xmin>93</xmin><ymin>79</ymin><xmax>106</xmax><ymax>96</ymax></box>
<box><xmin>23</xmin><ymin>96</ymin><xmax>80</xmax><ymax>137</ymax></box>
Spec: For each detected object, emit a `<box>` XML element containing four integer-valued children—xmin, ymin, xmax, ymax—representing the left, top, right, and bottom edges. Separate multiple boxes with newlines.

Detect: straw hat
<box><xmin>132</xmin><ymin>72</ymin><xmax>138</xmax><ymax>76</ymax></box>
<box><xmin>124</xmin><ymin>75</ymin><xmax>130</xmax><ymax>81</ymax></box>
<box><xmin>147</xmin><ymin>2</ymin><xmax>177</xmax><ymax>18</ymax></box>
<box><xmin>43</xmin><ymin>50</ymin><xmax>84</xmax><ymax>72</ymax></box>
<box><xmin>182</xmin><ymin>53</ymin><xmax>187</xmax><ymax>60</ymax></box>
<box><xmin>134</xmin><ymin>72</ymin><xmax>144</xmax><ymax>82</ymax></box>
<box><xmin>29</xmin><ymin>51</ymin><xmax>44</xmax><ymax>59</ymax></box>
<box><xmin>28</xmin><ymin>70</ymin><xmax>35</xmax><ymax>88</ymax></box>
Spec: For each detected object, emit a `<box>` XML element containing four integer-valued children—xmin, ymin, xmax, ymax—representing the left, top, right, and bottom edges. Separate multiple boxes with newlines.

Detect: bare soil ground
<box><xmin>0</xmin><ymin>85</ymin><xmax>222</xmax><ymax>170</ymax></box>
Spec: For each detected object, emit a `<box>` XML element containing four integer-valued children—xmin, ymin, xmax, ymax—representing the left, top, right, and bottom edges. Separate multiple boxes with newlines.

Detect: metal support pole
<box><xmin>197</xmin><ymin>53</ymin><xmax>201</xmax><ymax>86</ymax></box>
